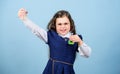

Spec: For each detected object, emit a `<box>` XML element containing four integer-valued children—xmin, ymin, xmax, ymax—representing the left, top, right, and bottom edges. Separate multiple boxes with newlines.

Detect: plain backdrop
<box><xmin>0</xmin><ymin>0</ymin><xmax>120</xmax><ymax>74</ymax></box>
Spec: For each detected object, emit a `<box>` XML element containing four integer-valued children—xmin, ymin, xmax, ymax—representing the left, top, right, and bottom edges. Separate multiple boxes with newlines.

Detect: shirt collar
<box><xmin>59</xmin><ymin>32</ymin><xmax>72</xmax><ymax>38</ymax></box>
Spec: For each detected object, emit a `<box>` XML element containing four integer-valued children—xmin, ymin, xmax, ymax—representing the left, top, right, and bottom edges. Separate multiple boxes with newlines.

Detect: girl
<box><xmin>18</xmin><ymin>8</ymin><xmax>91</xmax><ymax>74</ymax></box>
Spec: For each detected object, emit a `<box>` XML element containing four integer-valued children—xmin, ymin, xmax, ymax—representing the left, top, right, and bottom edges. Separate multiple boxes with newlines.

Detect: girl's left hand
<box><xmin>69</xmin><ymin>35</ymin><xmax>83</xmax><ymax>46</ymax></box>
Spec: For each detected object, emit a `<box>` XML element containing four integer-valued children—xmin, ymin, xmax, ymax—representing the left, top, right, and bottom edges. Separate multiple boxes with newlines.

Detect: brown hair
<box><xmin>47</xmin><ymin>10</ymin><xmax>76</xmax><ymax>34</ymax></box>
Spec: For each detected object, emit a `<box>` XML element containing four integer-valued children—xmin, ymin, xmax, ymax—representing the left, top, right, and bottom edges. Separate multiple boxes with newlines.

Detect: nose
<box><xmin>61</xmin><ymin>24</ymin><xmax>65</xmax><ymax>28</ymax></box>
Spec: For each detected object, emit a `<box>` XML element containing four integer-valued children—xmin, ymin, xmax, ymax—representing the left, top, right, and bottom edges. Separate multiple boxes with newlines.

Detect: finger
<box><xmin>18</xmin><ymin>10</ymin><xmax>27</xmax><ymax>17</ymax></box>
<box><xmin>20</xmin><ymin>8</ymin><xmax>26</xmax><ymax>11</ymax></box>
<box><xmin>19</xmin><ymin>8</ymin><xmax>27</xmax><ymax>13</ymax></box>
<box><xmin>69</xmin><ymin>37</ymin><xmax>75</xmax><ymax>42</ymax></box>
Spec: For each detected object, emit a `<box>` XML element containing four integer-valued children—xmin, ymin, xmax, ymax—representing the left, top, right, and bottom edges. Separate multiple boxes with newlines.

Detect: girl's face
<box><xmin>56</xmin><ymin>16</ymin><xmax>70</xmax><ymax>36</ymax></box>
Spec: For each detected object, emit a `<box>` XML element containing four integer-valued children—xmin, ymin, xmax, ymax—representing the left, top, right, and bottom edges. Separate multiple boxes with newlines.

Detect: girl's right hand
<box><xmin>18</xmin><ymin>8</ymin><xmax>28</xmax><ymax>20</ymax></box>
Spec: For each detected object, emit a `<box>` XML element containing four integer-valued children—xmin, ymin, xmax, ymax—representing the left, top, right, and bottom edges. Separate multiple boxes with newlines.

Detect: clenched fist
<box><xmin>18</xmin><ymin>8</ymin><xmax>28</xmax><ymax>20</ymax></box>
<box><xmin>69</xmin><ymin>35</ymin><xmax>83</xmax><ymax>46</ymax></box>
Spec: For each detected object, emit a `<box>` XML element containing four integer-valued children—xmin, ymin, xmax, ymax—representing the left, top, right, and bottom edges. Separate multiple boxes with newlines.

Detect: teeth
<box><xmin>60</xmin><ymin>29</ymin><xmax>66</xmax><ymax>32</ymax></box>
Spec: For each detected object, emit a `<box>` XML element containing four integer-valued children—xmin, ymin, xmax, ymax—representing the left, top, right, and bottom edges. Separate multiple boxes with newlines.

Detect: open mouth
<box><xmin>60</xmin><ymin>29</ymin><xmax>67</xmax><ymax>33</ymax></box>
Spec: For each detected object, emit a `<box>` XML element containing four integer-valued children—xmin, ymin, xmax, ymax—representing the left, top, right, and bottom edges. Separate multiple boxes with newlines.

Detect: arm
<box><xmin>23</xmin><ymin>18</ymin><xmax>48</xmax><ymax>43</ymax></box>
<box><xmin>78</xmin><ymin>43</ymin><xmax>91</xmax><ymax>58</ymax></box>
<box><xmin>69</xmin><ymin>35</ymin><xmax>91</xmax><ymax>58</ymax></box>
<box><xmin>18</xmin><ymin>8</ymin><xmax>48</xmax><ymax>43</ymax></box>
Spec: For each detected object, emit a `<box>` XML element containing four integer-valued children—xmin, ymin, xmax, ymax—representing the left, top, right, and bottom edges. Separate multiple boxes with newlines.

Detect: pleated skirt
<box><xmin>43</xmin><ymin>59</ymin><xmax>75</xmax><ymax>74</ymax></box>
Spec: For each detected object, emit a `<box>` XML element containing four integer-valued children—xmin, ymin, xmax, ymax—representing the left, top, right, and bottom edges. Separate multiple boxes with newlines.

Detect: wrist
<box><xmin>78</xmin><ymin>41</ymin><xmax>83</xmax><ymax>46</ymax></box>
<box><xmin>21</xmin><ymin>16</ymin><xmax>27</xmax><ymax>21</ymax></box>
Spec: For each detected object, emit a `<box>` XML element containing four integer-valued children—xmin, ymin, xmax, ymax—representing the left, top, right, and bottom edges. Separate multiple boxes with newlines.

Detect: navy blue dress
<box><xmin>43</xmin><ymin>30</ymin><xmax>82</xmax><ymax>74</ymax></box>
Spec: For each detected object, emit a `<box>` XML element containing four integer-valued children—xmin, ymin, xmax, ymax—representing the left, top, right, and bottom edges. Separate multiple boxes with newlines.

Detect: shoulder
<box><xmin>47</xmin><ymin>30</ymin><xmax>59</xmax><ymax>38</ymax></box>
<box><xmin>78</xmin><ymin>34</ymin><xmax>83</xmax><ymax>40</ymax></box>
<box><xmin>47</xmin><ymin>30</ymin><xmax>57</xmax><ymax>34</ymax></box>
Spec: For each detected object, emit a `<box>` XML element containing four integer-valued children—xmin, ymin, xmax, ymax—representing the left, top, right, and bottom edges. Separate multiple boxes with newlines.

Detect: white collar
<box><xmin>59</xmin><ymin>32</ymin><xmax>72</xmax><ymax>38</ymax></box>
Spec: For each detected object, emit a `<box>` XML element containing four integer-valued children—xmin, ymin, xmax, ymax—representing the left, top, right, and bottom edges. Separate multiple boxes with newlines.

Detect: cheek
<box><xmin>56</xmin><ymin>25</ymin><xmax>59</xmax><ymax>31</ymax></box>
<box><xmin>67</xmin><ymin>25</ymin><xmax>71</xmax><ymax>31</ymax></box>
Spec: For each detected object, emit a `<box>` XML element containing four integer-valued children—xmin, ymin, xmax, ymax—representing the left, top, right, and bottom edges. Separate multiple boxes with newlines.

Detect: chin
<box><xmin>60</xmin><ymin>33</ymin><xmax>67</xmax><ymax>36</ymax></box>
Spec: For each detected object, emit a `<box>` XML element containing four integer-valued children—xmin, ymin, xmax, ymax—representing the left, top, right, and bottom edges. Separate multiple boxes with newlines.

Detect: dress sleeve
<box><xmin>22</xmin><ymin>17</ymin><xmax>48</xmax><ymax>43</ymax></box>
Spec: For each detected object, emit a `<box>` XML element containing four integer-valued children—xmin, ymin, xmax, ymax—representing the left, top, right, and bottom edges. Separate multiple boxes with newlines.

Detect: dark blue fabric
<box><xmin>43</xmin><ymin>59</ymin><xmax>75</xmax><ymax>74</ymax></box>
<box><xmin>43</xmin><ymin>30</ymin><xmax>82</xmax><ymax>74</ymax></box>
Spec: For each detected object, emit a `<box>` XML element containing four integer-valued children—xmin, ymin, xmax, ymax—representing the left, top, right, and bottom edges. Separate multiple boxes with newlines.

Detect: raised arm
<box><xmin>18</xmin><ymin>8</ymin><xmax>48</xmax><ymax>43</ymax></box>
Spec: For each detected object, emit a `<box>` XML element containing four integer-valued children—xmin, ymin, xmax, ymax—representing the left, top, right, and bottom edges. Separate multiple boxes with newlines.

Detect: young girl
<box><xmin>18</xmin><ymin>8</ymin><xmax>91</xmax><ymax>74</ymax></box>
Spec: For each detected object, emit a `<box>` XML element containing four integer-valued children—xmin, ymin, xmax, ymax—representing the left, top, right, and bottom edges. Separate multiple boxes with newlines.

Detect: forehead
<box><xmin>56</xmin><ymin>16</ymin><xmax>70</xmax><ymax>23</ymax></box>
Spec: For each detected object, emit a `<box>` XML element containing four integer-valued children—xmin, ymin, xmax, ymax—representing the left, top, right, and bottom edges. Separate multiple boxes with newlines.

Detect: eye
<box><xmin>64</xmin><ymin>23</ymin><xmax>68</xmax><ymax>25</ymax></box>
<box><xmin>57</xmin><ymin>23</ymin><xmax>62</xmax><ymax>25</ymax></box>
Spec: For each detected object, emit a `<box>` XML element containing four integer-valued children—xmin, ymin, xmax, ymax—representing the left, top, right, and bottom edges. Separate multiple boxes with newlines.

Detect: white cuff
<box><xmin>78</xmin><ymin>43</ymin><xmax>91</xmax><ymax>58</ymax></box>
